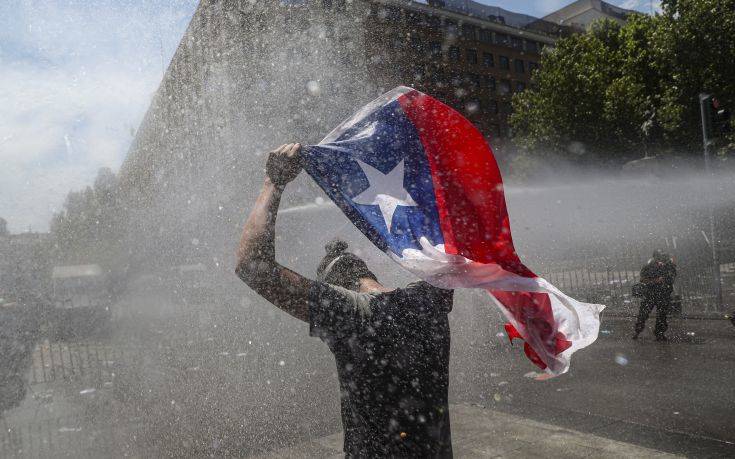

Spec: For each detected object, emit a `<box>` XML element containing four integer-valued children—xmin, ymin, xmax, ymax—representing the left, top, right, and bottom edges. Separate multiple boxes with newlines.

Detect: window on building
<box><xmin>482</xmin><ymin>52</ymin><xmax>494</xmax><ymax>67</ymax></box>
<box><xmin>495</xmin><ymin>33</ymin><xmax>509</xmax><ymax>46</ymax></box>
<box><xmin>445</xmin><ymin>20</ymin><xmax>458</xmax><ymax>37</ymax></box>
<box><xmin>499</xmin><ymin>79</ymin><xmax>511</xmax><ymax>94</ymax></box>
<box><xmin>461</xmin><ymin>24</ymin><xmax>477</xmax><ymax>40</ymax></box>
<box><xmin>430</xmin><ymin>69</ymin><xmax>445</xmax><ymax>84</ymax></box>
<box><xmin>516</xmin><ymin>81</ymin><xmax>526</xmax><ymax>92</ymax></box>
<box><xmin>378</xmin><ymin>6</ymin><xmax>401</xmax><ymax>21</ymax></box>
<box><xmin>405</xmin><ymin>11</ymin><xmax>425</xmax><ymax>27</ymax></box>
<box><xmin>488</xmin><ymin>99</ymin><xmax>499</xmax><ymax>114</ymax></box>
<box><xmin>479</xmin><ymin>29</ymin><xmax>493</xmax><ymax>45</ymax></box>
<box><xmin>478</xmin><ymin>29</ymin><xmax>493</xmax><ymax>44</ymax></box>
<box><xmin>515</xmin><ymin>59</ymin><xmax>525</xmax><ymax>73</ymax></box>
<box><xmin>526</xmin><ymin>40</ymin><xmax>539</xmax><ymax>53</ymax></box>
<box><xmin>468</xmin><ymin>73</ymin><xmax>481</xmax><ymax>88</ymax></box>
<box><xmin>499</xmin><ymin>55</ymin><xmax>509</xmax><ymax>70</ymax></box>
<box><xmin>430</xmin><ymin>42</ymin><xmax>442</xmax><ymax>58</ymax></box>
<box><xmin>511</xmin><ymin>36</ymin><xmax>523</xmax><ymax>49</ymax></box>
<box><xmin>450</xmin><ymin>72</ymin><xmax>463</xmax><ymax>89</ymax></box>
<box><xmin>486</xmin><ymin>75</ymin><xmax>496</xmax><ymax>92</ymax></box>
<box><xmin>387</xmin><ymin>6</ymin><xmax>401</xmax><ymax>21</ymax></box>
<box><xmin>449</xmin><ymin>46</ymin><xmax>460</xmax><ymax>62</ymax></box>
<box><xmin>466</xmin><ymin>99</ymin><xmax>480</xmax><ymax>114</ymax></box>
<box><xmin>412</xmin><ymin>65</ymin><xmax>425</xmax><ymax>82</ymax></box>
<box><xmin>466</xmin><ymin>49</ymin><xmax>478</xmax><ymax>65</ymax></box>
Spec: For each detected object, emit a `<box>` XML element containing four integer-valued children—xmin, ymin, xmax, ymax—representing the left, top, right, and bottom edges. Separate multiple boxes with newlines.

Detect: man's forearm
<box><xmin>236</xmin><ymin>178</ymin><xmax>282</xmax><ymax>272</ymax></box>
<box><xmin>233</xmin><ymin>143</ymin><xmax>311</xmax><ymax>323</ymax></box>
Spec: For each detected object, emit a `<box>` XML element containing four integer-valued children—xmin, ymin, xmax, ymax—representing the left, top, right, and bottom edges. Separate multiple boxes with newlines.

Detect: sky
<box><xmin>0</xmin><ymin>0</ymin><xmax>660</xmax><ymax>233</ymax></box>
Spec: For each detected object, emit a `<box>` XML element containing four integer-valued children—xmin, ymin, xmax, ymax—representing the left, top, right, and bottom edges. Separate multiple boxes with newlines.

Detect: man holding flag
<box><xmin>236</xmin><ymin>143</ymin><xmax>455</xmax><ymax>457</ymax></box>
<box><xmin>236</xmin><ymin>87</ymin><xmax>604</xmax><ymax>457</ymax></box>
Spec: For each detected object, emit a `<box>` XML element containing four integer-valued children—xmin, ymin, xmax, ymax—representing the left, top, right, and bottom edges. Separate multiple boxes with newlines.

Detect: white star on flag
<box><xmin>352</xmin><ymin>159</ymin><xmax>417</xmax><ymax>232</ymax></box>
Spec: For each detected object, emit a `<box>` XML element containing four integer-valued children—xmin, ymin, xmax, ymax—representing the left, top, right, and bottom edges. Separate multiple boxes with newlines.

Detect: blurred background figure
<box><xmin>633</xmin><ymin>250</ymin><xmax>677</xmax><ymax>341</ymax></box>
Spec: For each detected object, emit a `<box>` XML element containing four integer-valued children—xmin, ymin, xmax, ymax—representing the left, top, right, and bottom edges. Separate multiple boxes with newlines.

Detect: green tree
<box><xmin>655</xmin><ymin>0</ymin><xmax>735</xmax><ymax>148</ymax></box>
<box><xmin>511</xmin><ymin>0</ymin><xmax>735</xmax><ymax>163</ymax></box>
<box><xmin>50</xmin><ymin>167</ymin><xmax>126</xmax><ymax>273</ymax></box>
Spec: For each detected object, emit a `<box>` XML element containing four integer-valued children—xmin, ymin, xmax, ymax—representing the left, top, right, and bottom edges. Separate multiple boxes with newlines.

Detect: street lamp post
<box><xmin>699</xmin><ymin>93</ymin><xmax>723</xmax><ymax>310</ymax></box>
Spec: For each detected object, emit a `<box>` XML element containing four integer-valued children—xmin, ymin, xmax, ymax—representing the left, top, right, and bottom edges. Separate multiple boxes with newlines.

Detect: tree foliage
<box><xmin>50</xmin><ymin>167</ymin><xmax>126</xmax><ymax>270</ymax></box>
<box><xmin>511</xmin><ymin>0</ymin><xmax>735</xmax><ymax>162</ymax></box>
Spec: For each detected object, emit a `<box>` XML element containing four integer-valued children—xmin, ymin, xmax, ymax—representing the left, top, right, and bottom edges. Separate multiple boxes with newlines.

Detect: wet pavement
<box><xmin>450</xmin><ymin>314</ymin><xmax>735</xmax><ymax>457</ymax></box>
<box><xmin>2</xmin><ymin>311</ymin><xmax>733</xmax><ymax>457</ymax></box>
<box><xmin>257</xmin><ymin>315</ymin><xmax>735</xmax><ymax>458</ymax></box>
<box><xmin>256</xmin><ymin>403</ymin><xmax>689</xmax><ymax>458</ymax></box>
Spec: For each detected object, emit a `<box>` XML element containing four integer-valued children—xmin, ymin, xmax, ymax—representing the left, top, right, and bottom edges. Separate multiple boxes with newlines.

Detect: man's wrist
<box><xmin>264</xmin><ymin>177</ymin><xmax>286</xmax><ymax>192</ymax></box>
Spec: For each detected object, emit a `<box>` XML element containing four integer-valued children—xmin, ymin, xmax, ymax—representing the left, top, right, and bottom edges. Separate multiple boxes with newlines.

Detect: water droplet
<box><xmin>306</xmin><ymin>80</ymin><xmax>321</xmax><ymax>96</ymax></box>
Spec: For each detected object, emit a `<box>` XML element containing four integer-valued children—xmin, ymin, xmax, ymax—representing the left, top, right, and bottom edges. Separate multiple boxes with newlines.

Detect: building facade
<box><xmin>117</xmin><ymin>0</ymin><xmax>566</xmax><ymax>265</ymax></box>
<box><xmin>363</xmin><ymin>0</ymin><xmax>562</xmax><ymax>141</ymax></box>
<box><xmin>542</xmin><ymin>0</ymin><xmax>638</xmax><ymax>30</ymax></box>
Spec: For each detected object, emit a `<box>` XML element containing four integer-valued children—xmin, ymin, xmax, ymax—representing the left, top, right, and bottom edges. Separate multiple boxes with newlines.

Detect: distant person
<box><xmin>235</xmin><ymin>144</ymin><xmax>454</xmax><ymax>457</ymax></box>
<box><xmin>633</xmin><ymin>250</ymin><xmax>677</xmax><ymax>341</ymax></box>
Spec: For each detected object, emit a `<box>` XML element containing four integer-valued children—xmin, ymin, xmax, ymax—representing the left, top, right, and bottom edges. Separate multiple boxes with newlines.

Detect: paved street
<box><xmin>257</xmin><ymin>315</ymin><xmax>735</xmax><ymax>458</ymax></box>
<box><xmin>256</xmin><ymin>403</ymin><xmax>692</xmax><ymax>458</ymax></box>
<box><xmin>3</xmin><ymin>311</ymin><xmax>733</xmax><ymax>457</ymax></box>
<box><xmin>466</xmin><ymin>316</ymin><xmax>735</xmax><ymax>451</ymax></box>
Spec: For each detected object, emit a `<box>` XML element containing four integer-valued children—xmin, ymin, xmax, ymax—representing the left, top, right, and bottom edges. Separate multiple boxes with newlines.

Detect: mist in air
<box><xmin>2</xmin><ymin>1</ymin><xmax>734</xmax><ymax>457</ymax></box>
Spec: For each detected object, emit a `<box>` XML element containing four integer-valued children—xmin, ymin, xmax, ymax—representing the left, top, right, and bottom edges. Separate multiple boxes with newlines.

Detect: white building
<box><xmin>542</xmin><ymin>0</ymin><xmax>639</xmax><ymax>30</ymax></box>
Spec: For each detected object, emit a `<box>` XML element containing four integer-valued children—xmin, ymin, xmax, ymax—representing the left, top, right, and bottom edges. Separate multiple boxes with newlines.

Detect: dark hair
<box><xmin>316</xmin><ymin>239</ymin><xmax>377</xmax><ymax>290</ymax></box>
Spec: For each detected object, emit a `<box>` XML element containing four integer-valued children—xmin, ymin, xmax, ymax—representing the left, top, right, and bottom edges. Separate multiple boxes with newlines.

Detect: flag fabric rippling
<box><xmin>301</xmin><ymin>86</ymin><xmax>604</xmax><ymax>377</ymax></box>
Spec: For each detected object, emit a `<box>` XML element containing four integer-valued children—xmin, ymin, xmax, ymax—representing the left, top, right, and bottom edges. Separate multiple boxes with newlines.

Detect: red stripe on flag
<box><xmin>397</xmin><ymin>90</ymin><xmax>534</xmax><ymax>277</ymax></box>
<box><xmin>493</xmin><ymin>291</ymin><xmax>572</xmax><ymax>369</ymax></box>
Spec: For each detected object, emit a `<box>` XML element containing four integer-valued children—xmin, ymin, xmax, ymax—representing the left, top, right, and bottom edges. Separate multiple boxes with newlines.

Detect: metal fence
<box><xmin>538</xmin><ymin>255</ymin><xmax>729</xmax><ymax>315</ymax></box>
<box><xmin>0</xmin><ymin>416</ymin><xmax>134</xmax><ymax>458</ymax></box>
<box><xmin>28</xmin><ymin>340</ymin><xmax>123</xmax><ymax>386</ymax></box>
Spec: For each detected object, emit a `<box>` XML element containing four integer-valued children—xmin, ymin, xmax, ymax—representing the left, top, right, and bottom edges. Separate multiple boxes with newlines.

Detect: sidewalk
<box><xmin>254</xmin><ymin>403</ymin><xmax>682</xmax><ymax>458</ymax></box>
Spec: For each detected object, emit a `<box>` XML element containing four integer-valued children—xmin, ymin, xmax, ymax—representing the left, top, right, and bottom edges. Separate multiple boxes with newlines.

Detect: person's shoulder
<box><xmin>402</xmin><ymin>281</ymin><xmax>454</xmax><ymax>302</ymax></box>
<box><xmin>310</xmin><ymin>281</ymin><xmax>378</xmax><ymax>315</ymax></box>
<box><xmin>311</xmin><ymin>281</ymin><xmax>372</xmax><ymax>302</ymax></box>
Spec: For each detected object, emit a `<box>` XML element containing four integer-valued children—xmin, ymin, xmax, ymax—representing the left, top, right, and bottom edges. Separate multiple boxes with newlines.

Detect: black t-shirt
<box><xmin>309</xmin><ymin>281</ymin><xmax>454</xmax><ymax>458</ymax></box>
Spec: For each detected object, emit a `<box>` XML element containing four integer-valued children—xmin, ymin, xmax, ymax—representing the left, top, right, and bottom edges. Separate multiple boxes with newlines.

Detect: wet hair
<box><xmin>316</xmin><ymin>239</ymin><xmax>377</xmax><ymax>291</ymax></box>
<box><xmin>652</xmin><ymin>250</ymin><xmax>669</xmax><ymax>261</ymax></box>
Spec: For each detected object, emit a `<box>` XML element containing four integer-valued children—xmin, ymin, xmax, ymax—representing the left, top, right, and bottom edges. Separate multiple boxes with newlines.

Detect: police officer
<box><xmin>633</xmin><ymin>250</ymin><xmax>677</xmax><ymax>341</ymax></box>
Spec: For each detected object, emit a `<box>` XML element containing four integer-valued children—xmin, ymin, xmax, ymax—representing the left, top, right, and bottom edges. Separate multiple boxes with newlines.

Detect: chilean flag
<box><xmin>301</xmin><ymin>86</ymin><xmax>604</xmax><ymax>376</ymax></box>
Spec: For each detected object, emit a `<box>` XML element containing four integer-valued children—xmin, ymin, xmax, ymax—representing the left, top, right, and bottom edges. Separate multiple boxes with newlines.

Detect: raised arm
<box><xmin>235</xmin><ymin>143</ymin><xmax>312</xmax><ymax>322</ymax></box>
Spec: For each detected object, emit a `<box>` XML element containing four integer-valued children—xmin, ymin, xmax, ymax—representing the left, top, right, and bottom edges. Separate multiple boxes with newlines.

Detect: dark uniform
<box><xmin>634</xmin><ymin>252</ymin><xmax>677</xmax><ymax>340</ymax></box>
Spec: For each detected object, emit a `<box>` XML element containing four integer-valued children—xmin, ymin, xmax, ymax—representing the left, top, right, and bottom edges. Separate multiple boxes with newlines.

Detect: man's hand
<box><xmin>266</xmin><ymin>143</ymin><xmax>302</xmax><ymax>189</ymax></box>
<box><xmin>235</xmin><ymin>141</ymin><xmax>312</xmax><ymax>323</ymax></box>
